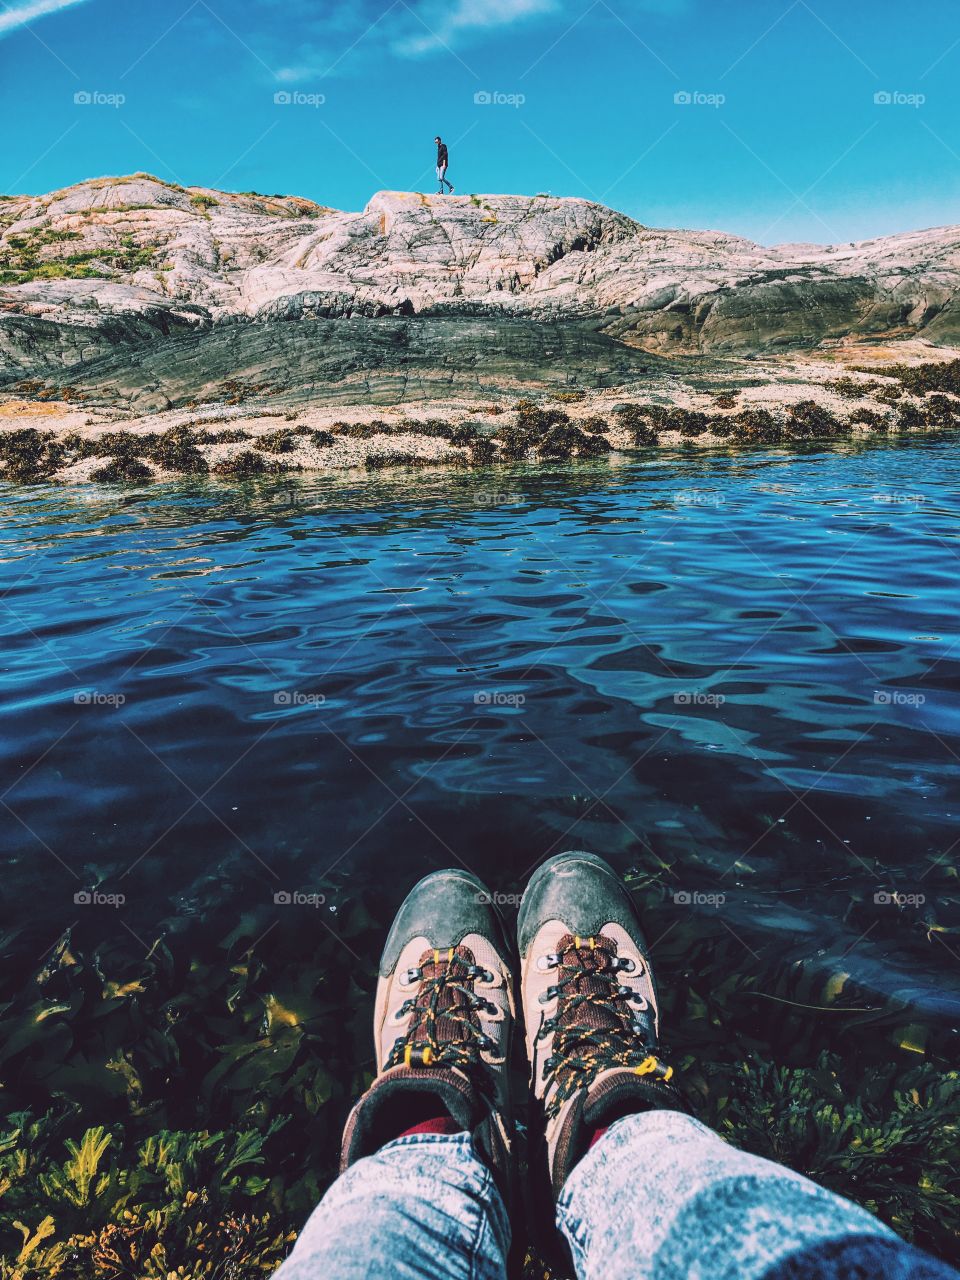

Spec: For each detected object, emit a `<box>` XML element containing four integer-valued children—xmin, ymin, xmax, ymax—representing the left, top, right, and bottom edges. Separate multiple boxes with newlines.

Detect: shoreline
<box><xmin>1</xmin><ymin>340</ymin><xmax>958</xmax><ymax>485</ymax></box>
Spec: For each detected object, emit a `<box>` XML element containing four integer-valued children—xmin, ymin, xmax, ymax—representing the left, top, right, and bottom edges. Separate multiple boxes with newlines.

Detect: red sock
<box><xmin>396</xmin><ymin>1116</ymin><xmax>463</xmax><ymax>1139</ymax></box>
<box><xmin>589</xmin><ymin>1125</ymin><xmax>609</xmax><ymax>1149</ymax></box>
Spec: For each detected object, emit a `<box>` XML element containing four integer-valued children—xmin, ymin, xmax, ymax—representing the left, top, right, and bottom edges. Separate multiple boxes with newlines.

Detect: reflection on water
<box><xmin>1</xmin><ymin>436</ymin><xmax>959</xmax><ymax>1027</ymax></box>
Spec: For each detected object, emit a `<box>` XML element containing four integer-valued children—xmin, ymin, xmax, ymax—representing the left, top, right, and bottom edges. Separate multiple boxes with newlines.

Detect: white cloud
<box><xmin>0</xmin><ymin>0</ymin><xmax>92</xmax><ymax>37</ymax></box>
<box><xmin>391</xmin><ymin>0</ymin><xmax>559</xmax><ymax>57</ymax></box>
<box><xmin>246</xmin><ymin>0</ymin><xmax>696</xmax><ymax>81</ymax></box>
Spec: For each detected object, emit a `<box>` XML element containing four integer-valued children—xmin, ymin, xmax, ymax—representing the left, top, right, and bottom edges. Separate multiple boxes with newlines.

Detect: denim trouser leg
<box><xmin>275</xmin><ymin>1111</ymin><xmax>956</xmax><ymax>1280</ymax></box>
<box><xmin>558</xmin><ymin>1109</ymin><xmax>955</xmax><ymax>1280</ymax></box>
<box><xmin>274</xmin><ymin>1132</ymin><xmax>509</xmax><ymax>1280</ymax></box>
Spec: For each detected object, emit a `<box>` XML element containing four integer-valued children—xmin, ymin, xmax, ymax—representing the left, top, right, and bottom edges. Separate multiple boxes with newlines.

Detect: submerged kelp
<box><xmin>1</xmin><ymin>857</ymin><xmax>957</xmax><ymax>1278</ymax></box>
<box><xmin>704</xmin><ymin>1054</ymin><xmax>960</xmax><ymax>1245</ymax></box>
<box><xmin>0</xmin><ymin>887</ymin><xmax>381</xmax><ymax>1279</ymax></box>
<box><xmin>1</xmin><ymin>1121</ymin><xmax>296</xmax><ymax>1278</ymax></box>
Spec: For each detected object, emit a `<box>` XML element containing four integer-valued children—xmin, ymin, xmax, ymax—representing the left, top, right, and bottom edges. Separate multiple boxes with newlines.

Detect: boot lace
<box><xmin>386</xmin><ymin>945</ymin><xmax>498</xmax><ymax>1074</ymax></box>
<box><xmin>537</xmin><ymin>933</ymin><xmax>672</xmax><ymax>1116</ymax></box>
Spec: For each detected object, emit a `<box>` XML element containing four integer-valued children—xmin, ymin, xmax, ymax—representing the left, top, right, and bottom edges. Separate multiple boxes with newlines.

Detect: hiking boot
<box><xmin>518</xmin><ymin>851</ymin><xmax>681</xmax><ymax>1194</ymax></box>
<box><xmin>340</xmin><ymin>868</ymin><xmax>515</xmax><ymax>1198</ymax></box>
<box><xmin>448</xmin><ymin>185</ymin><xmax>455</xmax><ymax>193</ymax></box>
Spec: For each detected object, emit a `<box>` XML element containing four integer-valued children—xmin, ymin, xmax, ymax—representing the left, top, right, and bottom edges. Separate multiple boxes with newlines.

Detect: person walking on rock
<box><xmin>435</xmin><ymin>135</ymin><xmax>454</xmax><ymax>194</ymax></box>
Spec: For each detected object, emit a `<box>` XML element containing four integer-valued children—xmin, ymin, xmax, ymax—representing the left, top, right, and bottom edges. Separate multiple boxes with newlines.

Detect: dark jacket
<box><xmin>437</xmin><ymin>142</ymin><xmax>448</xmax><ymax>168</ymax></box>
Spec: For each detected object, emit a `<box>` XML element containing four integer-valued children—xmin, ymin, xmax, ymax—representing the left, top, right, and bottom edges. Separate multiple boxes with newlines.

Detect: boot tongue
<box><xmin>407</xmin><ymin>945</ymin><xmax>479</xmax><ymax>1056</ymax></box>
<box><xmin>555</xmin><ymin>932</ymin><xmax>623</xmax><ymax>1038</ymax></box>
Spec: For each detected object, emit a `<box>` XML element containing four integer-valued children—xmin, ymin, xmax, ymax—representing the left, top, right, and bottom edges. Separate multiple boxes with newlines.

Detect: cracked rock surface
<box><xmin>2</xmin><ymin>175</ymin><xmax>959</xmax><ymax>402</ymax></box>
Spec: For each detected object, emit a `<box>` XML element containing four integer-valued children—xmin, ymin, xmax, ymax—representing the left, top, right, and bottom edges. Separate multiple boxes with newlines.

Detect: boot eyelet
<box><xmin>538</xmin><ymin>985</ymin><xmax>559</xmax><ymax>1004</ymax></box>
<box><xmin>618</xmin><ymin>957</ymin><xmax>637</xmax><ymax>973</ymax></box>
<box><xmin>537</xmin><ymin>953</ymin><xmax>559</xmax><ymax>971</ymax></box>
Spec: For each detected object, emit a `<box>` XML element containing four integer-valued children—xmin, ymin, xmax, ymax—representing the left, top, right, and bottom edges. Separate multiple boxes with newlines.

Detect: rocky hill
<box><xmin>2</xmin><ymin>174</ymin><xmax>959</xmax><ymax>406</ymax></box>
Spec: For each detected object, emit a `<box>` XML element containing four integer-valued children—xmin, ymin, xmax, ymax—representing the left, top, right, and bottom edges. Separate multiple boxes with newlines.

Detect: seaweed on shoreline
<box><xmin>786</xmin><ymin>400</ymin><xmax>847</xmax><ymax>439</ymax></box>
<box><xmin>365</xmin><ymin>450</ymin><xmax>431</xmax><ymax>470</ymax></box>
<box><xmin>723</xmin><ymin>408</ymin><xmax>785</xmax><ymax>444</ymax></box>
<box><xmin>213</xmin><ymin>450</ymin><xmax>292</xmax><ymax>477</ymax></box>
<box><xmin>145</xmin><ymin>425</ymin><xmax>209</xmax><ymax>474</ymax></box>
<box><xmin>613</xmin><ymin>403</ymin><xmax>660</xmax><ymax>445</ymax></box>
<box><xmin>853</xmin><ymin>359</ymin><xmax>960</xmax><ymax>396</ymax></box>
<box><xmin>537</xmin><ymin>422</ymin><xmax>612</xmax><ymax>459</ymax></box>
<box><xmin>89</xmin><ymin>455</ymin><xmax>154</xmax><ymax>483</ymax></box>
<box><xmin>0</xmin><ymin>428</ymin><xmax>65</xmax><ymax>481</ymax></box>
<box><xmin>254</xmin><ymin>429</ymin><xmax>298</xmax><ymax>454</ymax></box>
<box><xmin>0</xmin><ymin>385</ymin><xmax>956</xmax><ymax>486</ymax></box>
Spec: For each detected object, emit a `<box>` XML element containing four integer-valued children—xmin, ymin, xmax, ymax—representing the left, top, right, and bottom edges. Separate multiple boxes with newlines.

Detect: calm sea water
<box><xmin>2</xmin><ymin>436</ymin><xmax>959</xmax><ymax>1030</ymax></box>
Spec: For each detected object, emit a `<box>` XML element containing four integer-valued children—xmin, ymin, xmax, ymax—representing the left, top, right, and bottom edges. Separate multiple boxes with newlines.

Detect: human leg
<box><xmin>276</xmin><ymin>868</ymin><xmax>516</xmax><ymax>1279</ymax></box>
<box><xmin>276</xmin><ymin>1131</ymin><xmax>509</xmax><ymax>1280</ymax></box>
<box><xmin>518</xmin><ymin>851</ymin><xmax>957</xmax><ymax>1280</ymax></box>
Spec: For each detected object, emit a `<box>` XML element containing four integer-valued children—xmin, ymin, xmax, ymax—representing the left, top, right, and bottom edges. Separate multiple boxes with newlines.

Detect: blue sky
<box><xmin>1</xmin><ymin>0</ymin><xmax>957</xmax><ymax>244</ymax></box>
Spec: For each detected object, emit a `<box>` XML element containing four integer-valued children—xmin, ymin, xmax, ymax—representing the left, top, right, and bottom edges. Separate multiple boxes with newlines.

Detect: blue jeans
<box><xmin>275</xmin><ymin>1110</ymin><xmax>956</xmax><ymax>1280</ymax></box>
